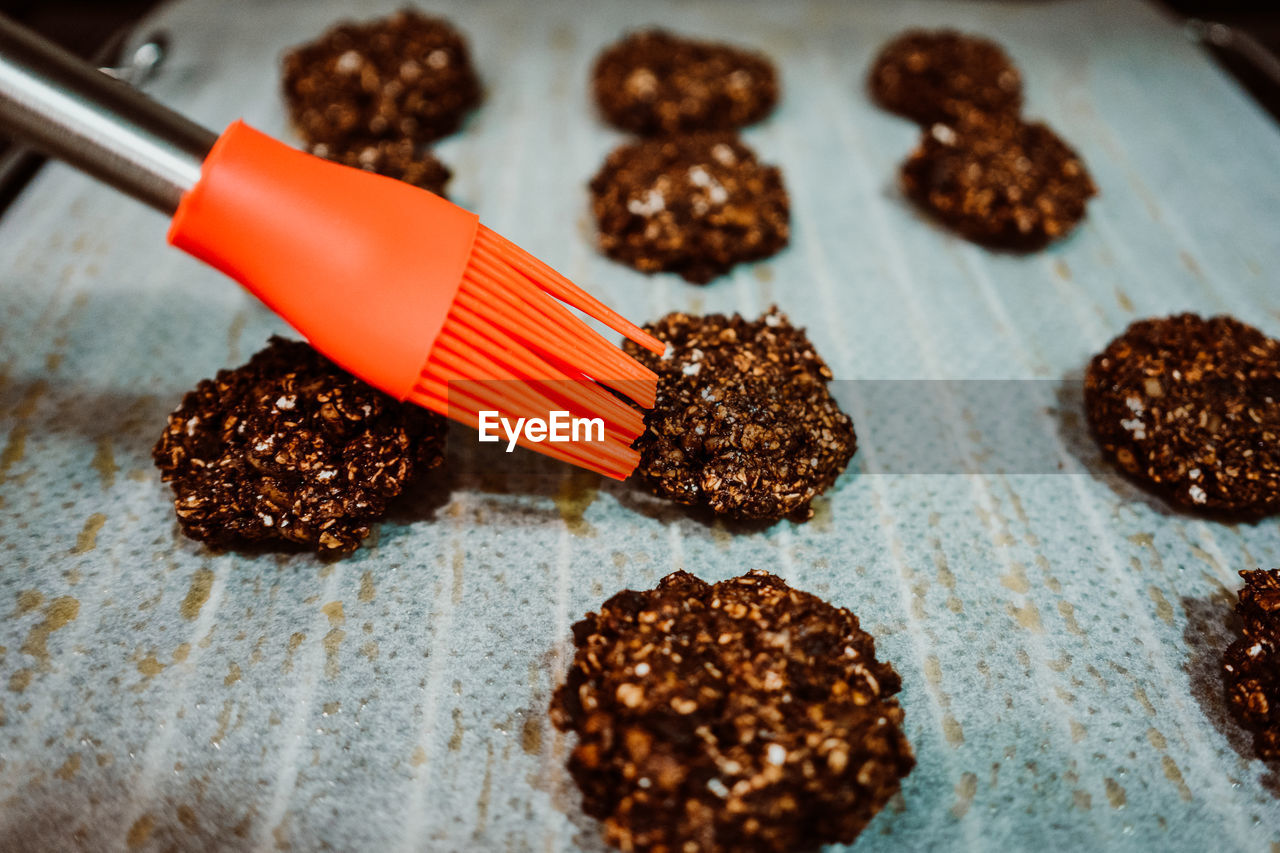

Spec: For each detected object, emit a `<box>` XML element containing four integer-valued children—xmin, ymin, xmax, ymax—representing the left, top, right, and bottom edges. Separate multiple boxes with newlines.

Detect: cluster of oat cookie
<box><xmin>154</xmin><ymin>337</ymin><xmax>446</xmax><ymax>557</ymax></box>
<box><xmin>551</xmin><ymin>570</ymin><xmax>914</xmax><ymax>853</ymax></box>
<box><xmin>870</xmin><ymin>30</ymin><xmax>1097</xmax><ymax>250</ymax></box>
<box><xmin>1083</xmin><ymin>312</ymin><xmax>1280</xmax><ymax>763</ymax></box>
<box><xmin>588</xmin><ymin>31</ymin><xmax>791</xmax><ymax>284</ymax></box>
<box><xmin>582</xmin><ymin>32</ymin><xmax>858</xmax><ymax>532</ymax></box>
<box><xmin>282</xmin><ymin>9</ymin><xmax>484</xmax><ymax>196</ymax></box>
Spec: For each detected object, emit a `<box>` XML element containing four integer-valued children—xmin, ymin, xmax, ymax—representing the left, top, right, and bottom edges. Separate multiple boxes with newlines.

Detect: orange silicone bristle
<box><xmin>411</xmin><ymin>227</ymin><xmax>658</xmax><ymax>480</ymax></box>
<box><xmin>459</xmin><ymin>251</ymin><xmax>657</xmax><ymax>409</ymax></box>
<box><xmin>478</xmin><ymin>228</ymin><xmax>666</xmax><ymax>356</ymax></box>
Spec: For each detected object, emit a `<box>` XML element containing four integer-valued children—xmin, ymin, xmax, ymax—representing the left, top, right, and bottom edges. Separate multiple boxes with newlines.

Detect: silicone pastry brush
<box><xmin>0</xmin><ymin>15</ymin><xmax>663</xmax><ymax>479</ymax></box>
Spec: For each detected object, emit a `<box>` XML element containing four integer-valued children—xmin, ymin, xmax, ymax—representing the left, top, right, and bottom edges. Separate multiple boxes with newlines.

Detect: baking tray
<box><xmin>1</xmin><ymin>1</ymin><xmax>1279</xmax><ymax>850</ymax></box>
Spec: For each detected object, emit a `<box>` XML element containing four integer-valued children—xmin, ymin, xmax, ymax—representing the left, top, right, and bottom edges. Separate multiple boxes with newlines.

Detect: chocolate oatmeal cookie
<box><xmin>550</xmin><ymin>570</ymin><xmax>915</xmax><ymax>853</ymax></box>
<box><xmin>591</xmin><ymin>134</ymin><xmax>790</xmax><ymax>284</ymax></box>
<box><xmin>153</xmin><ymin>337</ymin><xmax>446</xmax><ymax>556</ymax></box>
<box><xmin>282</xmin><ymin>10</ymin><xmax>481</xmax><ymax>148</ymax></box>
<box><xmin>592</xmin><ymin>29</ymin><xmax>779</xmax><ymax>136</ymax></box>
<box><xmin>311</xmin><ymin>138</ymin><xmax>451</xmax><ymax>196</ymax></box>
<box><xmin>901</xmin><ymin>110</ymin><xmax>1096</xmax><ymax>249</ymax></box>
<box><xmin>622</xmin><ymin>308</ymin><xmax>855</xmax><ymax>521</ymax></box>
<box><xmin>869</xmin><ymin>29</ymin><xmax>1023</xmax><ymax>125</ymax></box>
<box><xmin>1223</xmin><ymin>569</ymin><xmax>1280</xmax><ymax>761</ymax></box>
<box><xmin>1084</xmin><ymin>314</ymin><xmax>1280</xmax><ymax>517</ymax></box>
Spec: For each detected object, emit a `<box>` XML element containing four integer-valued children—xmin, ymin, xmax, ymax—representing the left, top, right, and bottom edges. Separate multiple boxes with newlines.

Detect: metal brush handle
<box><xmin>0</xmin><ymin>14</ymin><xmax>216</xmax><ymax>214</ymax></box>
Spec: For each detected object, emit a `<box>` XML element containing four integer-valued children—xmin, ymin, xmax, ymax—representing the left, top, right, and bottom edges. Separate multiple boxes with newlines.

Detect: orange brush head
<box><xmin>168</xmin><ymin>122</ymin><xmax>663</xmax><ymax>479</ymax></box>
